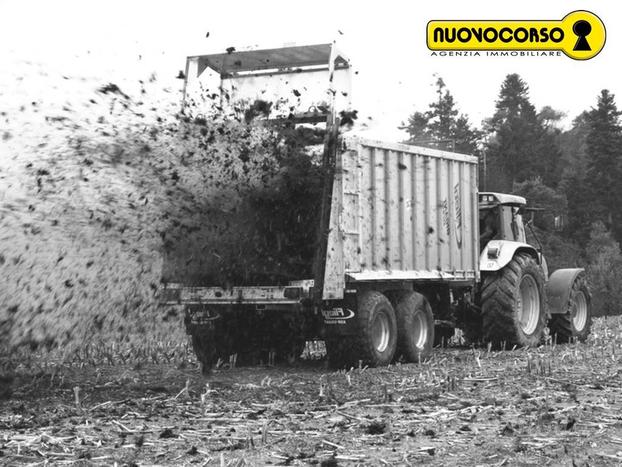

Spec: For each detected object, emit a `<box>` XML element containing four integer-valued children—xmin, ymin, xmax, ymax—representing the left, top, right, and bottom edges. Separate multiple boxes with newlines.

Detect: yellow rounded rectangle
<box><xmin>426</xmin><ymin>11</ymin><xmax>605</xmax><ymax>60</ymax></box>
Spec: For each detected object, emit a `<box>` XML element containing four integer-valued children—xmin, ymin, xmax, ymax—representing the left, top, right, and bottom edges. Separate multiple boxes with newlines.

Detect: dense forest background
<box><xmin>401</xmin><ymin>75</ymin><xmax>622</xmax><ymax>316</ymax></box>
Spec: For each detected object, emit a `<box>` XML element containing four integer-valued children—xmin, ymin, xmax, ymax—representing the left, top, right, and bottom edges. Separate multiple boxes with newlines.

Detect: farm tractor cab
<box><xmin>162</xmin><ymin>43</ymin><xmax>592</xmax><ymax>371</ymax></box>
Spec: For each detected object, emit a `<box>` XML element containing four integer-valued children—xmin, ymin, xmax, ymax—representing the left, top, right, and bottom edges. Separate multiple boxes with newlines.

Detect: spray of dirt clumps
<box><xmin>0</xmin><ymin>76</ymin><xmax>324</xmax><ymax>352</ymax></box>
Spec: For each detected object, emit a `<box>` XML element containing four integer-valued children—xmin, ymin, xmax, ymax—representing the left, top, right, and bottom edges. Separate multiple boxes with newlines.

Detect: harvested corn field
<box><xmin>1</xmin><ymin>317</ymin><xmax>622</xmax><ymax>466</ymax></box>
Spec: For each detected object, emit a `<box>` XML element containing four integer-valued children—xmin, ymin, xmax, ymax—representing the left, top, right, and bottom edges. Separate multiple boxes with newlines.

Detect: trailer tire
<box><xmin>394</xmin><ymin>292</ymin><xmax>434</xmax><ymax>362</ymax></box>
<box><xmin>481</xmin><ymin>252</ymin><xmax>546</xmax><ymax>347</ymax></box>
<box><xmin>326</xmin><ymin>291</ymin><xmax>397</xmax><ymax>368</ymax></box>
<box><xmin>548</xmin><ymin>275</ymin><xmax>591</xmax><ymax>343</ymax></box>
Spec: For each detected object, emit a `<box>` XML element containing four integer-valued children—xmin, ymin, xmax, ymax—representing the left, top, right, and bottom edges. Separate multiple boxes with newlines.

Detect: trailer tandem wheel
<box><xmin>394</xmin><ymin>291</ymin><xmax>434</xmax><ymax>362</ymax></box>
<box><xmin>326</xmin><ymin>290</ymin><xmax>398</xmax><ymax>368</ymax></box>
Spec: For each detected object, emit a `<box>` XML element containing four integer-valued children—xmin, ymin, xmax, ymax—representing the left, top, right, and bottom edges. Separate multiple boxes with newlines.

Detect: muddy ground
<box><xmin>2</xmin><ymin>316</ymin><xmax>622</xmax><ymax>466</ymax></box>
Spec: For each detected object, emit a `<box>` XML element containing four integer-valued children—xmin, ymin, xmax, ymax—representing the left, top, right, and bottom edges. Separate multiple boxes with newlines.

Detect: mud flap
<box><xmin>321</xmin><ymin>291</ymin><xmax>358</xmax><ymax>337</ymax></box>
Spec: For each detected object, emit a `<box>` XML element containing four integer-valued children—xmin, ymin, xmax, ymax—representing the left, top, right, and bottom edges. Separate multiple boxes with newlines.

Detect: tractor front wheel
<box><xmin>548</xmin><ymin>274</ymin><xmax>592</xmax><ymax>343</ymax></box>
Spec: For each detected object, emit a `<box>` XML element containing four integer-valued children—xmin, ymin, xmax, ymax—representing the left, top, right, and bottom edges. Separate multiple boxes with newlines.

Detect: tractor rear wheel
<box><xmin>481</xmin><ymin>253</ymin><xmax>547</xmax><ymax>347</ymax></box>
<box><xmin>326</xmin><ymin>291</ymin><xmax>397</xmax><ymax>368</ymax></box>
<box><xmin>394</xmin><ymin>292</ymin><xmax>434</xmax><ymax>362</ymax></box>
<box><xmin>548</xmin><ymin>275</ymin><xmax>591</xmax><ymax>343</ymax></box>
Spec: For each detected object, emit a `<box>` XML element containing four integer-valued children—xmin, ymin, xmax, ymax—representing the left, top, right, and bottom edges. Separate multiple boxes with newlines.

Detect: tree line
<box><xmin>401</xmin><ymin>74</ymin><xmax>622</xmax><ymax>316</ymax></box>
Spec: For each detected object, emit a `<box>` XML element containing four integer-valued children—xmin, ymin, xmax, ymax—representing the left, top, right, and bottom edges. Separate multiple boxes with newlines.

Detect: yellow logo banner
<box><xmin>427</xmin><ymin>10</ymin><xmax>606</xmax><ymax>60</ymax></box>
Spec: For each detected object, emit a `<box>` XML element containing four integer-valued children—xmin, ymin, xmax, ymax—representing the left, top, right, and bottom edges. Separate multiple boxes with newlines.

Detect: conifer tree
<box><xmin>584</xmin><ymin>90</ymin><xmax>622</xmax><ymax>242</ymax></box>
<box><xmin>559</xmin><ymin>112</ymin><xmax>592</xmax><ymax>243</ymax></box>
<box><xmin>483</xmin><ymin>74</ymin><xmax>561</xmax><ymax>191</ymax></box>
<box><xmin>401</xmin><ymin>77</ymin><xmax>480</xmax><ymax>155</ymax></box>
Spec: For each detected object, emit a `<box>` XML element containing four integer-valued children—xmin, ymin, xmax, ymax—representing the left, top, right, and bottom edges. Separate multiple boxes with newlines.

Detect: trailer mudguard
<box><xmin>546</xmin><ymin>268</ymin><xmax>585</xmax><ymax>315</ymax></box>
<box><xmin>479</xmin><ymin>240</ymin><xmax>539</xmax><ymax>272</ymax></box>
<box><xmin>321</xmin><ymin>291</ymin><xmax>359</xmax><ymax>337</ymax></box>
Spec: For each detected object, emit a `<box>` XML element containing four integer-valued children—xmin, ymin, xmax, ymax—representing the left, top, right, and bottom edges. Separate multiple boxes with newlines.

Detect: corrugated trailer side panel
<box><xmin>341</xmin><ymin>137</ymin><xmax>479</xmax><ymax>283</ymax></box>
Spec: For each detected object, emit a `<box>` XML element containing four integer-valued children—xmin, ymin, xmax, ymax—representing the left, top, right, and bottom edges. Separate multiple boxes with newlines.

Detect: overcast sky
<box><xmin>1</xmin><ymin>0</ymin><xmax>621</xmax><ymax>139</ymax></box>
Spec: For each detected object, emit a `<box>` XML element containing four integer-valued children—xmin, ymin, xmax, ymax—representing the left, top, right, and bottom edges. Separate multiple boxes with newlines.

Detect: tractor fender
<box><xmin>546</xmin><ymin>268</ymin><xmax>585</xmax><ymax>315</ymax></box>
<box><xmin>479</xmin><ymin>240</ymin><xmax>540</xmax><ymax>272</ymax></box>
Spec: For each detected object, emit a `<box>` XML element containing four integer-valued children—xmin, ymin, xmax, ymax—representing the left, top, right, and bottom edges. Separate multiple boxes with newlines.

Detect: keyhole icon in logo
<box><xmin>573</xmin><ymin>20</ymin><xmax>592</xmax><ymax>51</ymax></box>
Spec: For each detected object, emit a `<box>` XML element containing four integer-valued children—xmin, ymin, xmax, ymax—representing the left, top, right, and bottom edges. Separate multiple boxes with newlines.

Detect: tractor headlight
<box><xmin>487</xmin><ymin>245</ymin><xmax>500</xmax><ymax>259</ymax></box>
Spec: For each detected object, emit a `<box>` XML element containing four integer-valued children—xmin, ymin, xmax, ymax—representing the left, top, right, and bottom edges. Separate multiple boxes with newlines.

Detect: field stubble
<box><xmin>1</xmin><ymin>316</ymin><xmax>622</xmax><ymax>466</ymax></box>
